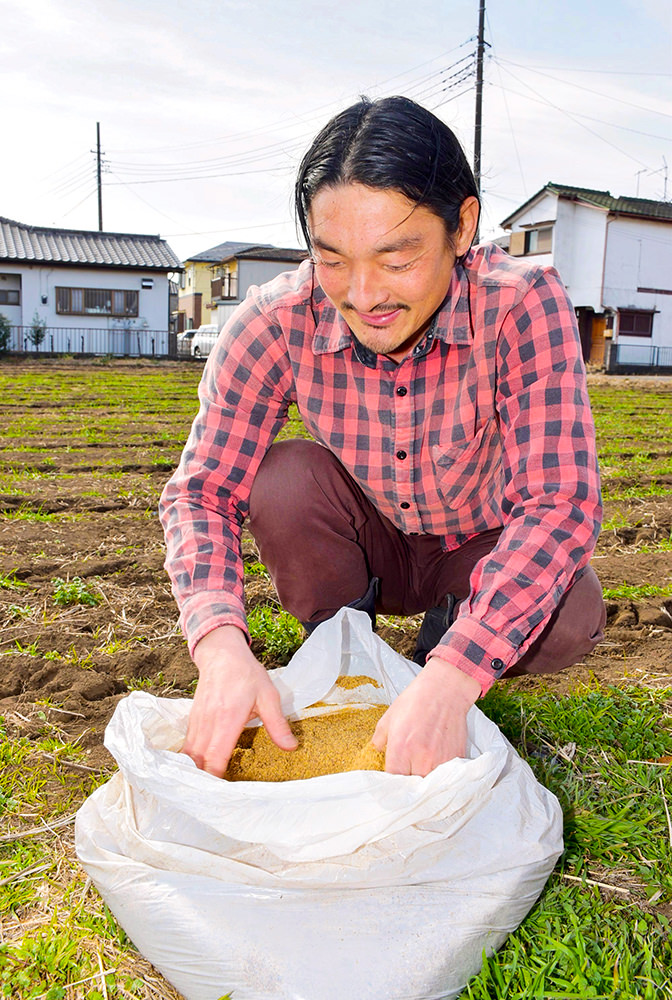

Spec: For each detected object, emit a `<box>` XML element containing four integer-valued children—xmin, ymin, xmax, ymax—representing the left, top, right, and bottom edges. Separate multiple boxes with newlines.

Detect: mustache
<box><xmin>340</xmin><ymin>301</ymin><xmax>410</xmax><ymax>314</ymax></box>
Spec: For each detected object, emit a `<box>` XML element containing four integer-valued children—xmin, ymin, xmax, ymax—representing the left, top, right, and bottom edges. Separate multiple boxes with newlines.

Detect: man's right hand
<box><xmin>181</xmin><ymin>624</ymin><xmax>298</xmax><ymax>777</ymax></box>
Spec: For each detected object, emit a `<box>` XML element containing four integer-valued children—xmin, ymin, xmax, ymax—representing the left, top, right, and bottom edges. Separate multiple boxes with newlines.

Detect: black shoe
<box><xmin>413</xmin><ymin>594</ymin><xmax>457</xmax><ymax>666</ymax></box>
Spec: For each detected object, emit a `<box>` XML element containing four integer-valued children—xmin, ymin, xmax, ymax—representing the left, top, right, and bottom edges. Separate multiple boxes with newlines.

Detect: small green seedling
<box><xmin>0</xmin><ymin>570</ymin><xmax>28</xmax><ymax>590</ymax></box>
<box><xmin>51</xmin><ymin>576</ymin><xmax>102</xmax><ymax>607</ymax></box>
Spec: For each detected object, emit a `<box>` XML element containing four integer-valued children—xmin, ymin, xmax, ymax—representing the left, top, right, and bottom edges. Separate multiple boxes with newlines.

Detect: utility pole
<box><xmin>96</xmin><ymin>122</ymin><xmax>103</xmax><ymax>231</ymax></box>
<box><xmin>473</xmin><ymin>0</ymin><xmax>486</xmax><ymax>240</ymax></box>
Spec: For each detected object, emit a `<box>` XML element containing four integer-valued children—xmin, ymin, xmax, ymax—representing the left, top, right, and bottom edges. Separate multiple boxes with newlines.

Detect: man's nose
<box><xmin>347</xmin><ymin>266</ymin><xmax>387</xmax><ymax>312</ymax></box>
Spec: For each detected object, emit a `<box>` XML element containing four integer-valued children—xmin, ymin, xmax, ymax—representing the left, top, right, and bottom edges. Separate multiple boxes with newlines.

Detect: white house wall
<box><xmin>215</xmin><ymin>302</ymin><xmax>241</xmax><ymax>327</ymax></box>
<box><xmin>552</xmin><ymin>201</ymin><xmax>606</xmax><ymax>312</ymax></box>
<box><xmin>238</xmin><ymin>260</ymin><xmax>304</xmax><ymax>298</ymax></box>
<box><xmin>512</xmin><ymin>192</ymin><xmax>558</xmax><ymax>231</ymax></box>
<box><xmin>0</xmin><ymin>262</ymin><xmax>171</xmax><ymax>354</ymax></box>
<box><xmin>604</xmin><ymin>216</ymin><xmax>672</xmax><ymax>350</ymax></box>
<box><xmin>506</xmin><ymin>194</ymin><xmax>608</xmax><ymax>311</ymax></box>
<box><xmin>215</xmin><ymin>260</ymin><xmax>304</xmax><ymax>329</ymax></box>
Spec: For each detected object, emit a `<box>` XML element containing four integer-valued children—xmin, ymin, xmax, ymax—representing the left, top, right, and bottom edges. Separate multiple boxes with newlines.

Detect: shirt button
<box><xmin>396</xmin><ymin>450</ymin><xmax>407</xmax><ymax>460</ymax></box>
<box><xmin>491</xmin><ymin>658</ymin><xmax>505</xmax><ymax>673</ymax></box>
<box><xmin>396</xmin><ymin>386</ymin><xmax>408</xmax><ymax>396</ymax></box>
<box><xmin>400</xmin><ymin>502</ymin><xmax>410</xmax><ymax>510</ymax></box>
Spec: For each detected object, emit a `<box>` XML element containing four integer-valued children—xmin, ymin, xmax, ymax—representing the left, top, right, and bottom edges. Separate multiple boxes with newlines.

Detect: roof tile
<box><xmin>501</xmin><ymin>184</ymin><xmax>672</xmax><ymax>228</ymax></box>
<box><xmin>0</xmin><ymin>216</ymin><xmax>181</xmax><ymax>270</ymax></box>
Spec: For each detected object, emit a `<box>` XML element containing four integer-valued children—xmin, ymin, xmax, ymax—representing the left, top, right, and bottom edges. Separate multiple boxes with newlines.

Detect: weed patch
<box><xmin>247</xmin><ymin>604</ymin><xmax>305</xmax><ymax>665</ymax></box>
<box><xmin>51</xmin><ymin>577</ymin><xmax>102</xmax><ymax>608</ymax></box>
<box><xmin>602</xmin><ymin>583</ymin><xmax>672</xmax><ymax>601</ymax></box>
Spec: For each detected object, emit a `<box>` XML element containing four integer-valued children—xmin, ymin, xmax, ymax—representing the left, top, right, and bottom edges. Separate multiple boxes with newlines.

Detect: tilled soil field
<box><xmin>0</xmin><ymin>360</ymin><xmax>671</xmax><ymax>768</ymax></box>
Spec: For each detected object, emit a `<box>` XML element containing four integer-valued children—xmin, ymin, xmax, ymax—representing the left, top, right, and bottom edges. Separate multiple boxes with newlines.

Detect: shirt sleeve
<box><xmin>429</xmin><ymin>267</ymin><xmax>602</xmax><ymax>693</ymax></box>
<box><xmin>159</xmin><ymin>294</ymin><xmax>294</xmax><ymax>656</ymax></box>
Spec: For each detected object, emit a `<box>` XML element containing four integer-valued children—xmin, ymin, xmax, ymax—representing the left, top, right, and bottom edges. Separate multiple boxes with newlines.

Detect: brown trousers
<box><xmin>249</xmin><ymin>440</ymin><xmax>606</xmax><ymax>679</ymax></box>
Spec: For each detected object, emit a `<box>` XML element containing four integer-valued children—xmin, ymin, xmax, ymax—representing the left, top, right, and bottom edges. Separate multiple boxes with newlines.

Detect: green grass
<box><xmin>244</xmin><ymin>559</ymin><xmax>270</xmax><ymax>578</ymax></box>
<box><xmin>602</xmin><ymin>583</ymin><xmax>672</xmax><ymax>601</ymax></box>
<box><xmin>466</xmin><ymin>684</ymin><xmax>672</xmax><ymax>997</ymax></box>
<box><xmin>247</xmin><ymin>603</ymin><xmax>305</xmax><ymax>665</ymax></box>
<box><xmin>465</xmin><ymin>886</ymin><xmax>670</xmax><ymax>999</ymax></box>
<box><xmin>0</xmin><ymin>570</ymin><xmax>28</xmax><ymax>590</ymax></box>
<box><xmin>602</xmin><ymin>483</ymin><xmax>672</xmax><ymax>502</ymax></box>
<box><xmin>0</xmin><ymin>366</ymin><xmax>671</xmax><ymax>997</ymax></box>
<box><xmin>2</xmin><ymin>506</ymin><xmax>58</xmax><ymax>523</ymax></box>
<box><xmin>639</xmin><ymin>533</ymin><xmax>672</xmax><ymax>553</ymax></box>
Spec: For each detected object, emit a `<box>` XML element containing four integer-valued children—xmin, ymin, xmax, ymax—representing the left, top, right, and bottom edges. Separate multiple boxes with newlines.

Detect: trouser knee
<box><xmin>249</xmin><ymin>439</ymin><xmax>328</xmax><ymax>530</ymax></box>
<box><xmin>248</xmin><ymin>441</ymin><xmax>372</xmax><ymax>625</ymax></box>
<box><xmin>511</xmin><ymin>565</ymin><xmax>606</xmax><ymax>677</ymax></box>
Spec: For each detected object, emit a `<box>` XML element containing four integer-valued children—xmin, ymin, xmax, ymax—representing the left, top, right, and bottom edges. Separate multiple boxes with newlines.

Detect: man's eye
<box><xmin>314</xmin><ymin>258</ymin><xmax>342</xmax><ymax>269</ymax></box>
<box><xmin>384</xmin><ymin>261</ymin><xmax>413</xmax><ymax>272</ymax></box>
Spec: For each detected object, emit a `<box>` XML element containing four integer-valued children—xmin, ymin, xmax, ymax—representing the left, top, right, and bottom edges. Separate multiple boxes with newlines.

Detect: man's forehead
<box><xmin>311</xmin><ymin>231</ymin><xmax>426</xmax><ymax>255</ymax></box>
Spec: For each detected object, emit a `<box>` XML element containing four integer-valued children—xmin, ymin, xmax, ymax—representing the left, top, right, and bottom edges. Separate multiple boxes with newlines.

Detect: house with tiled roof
<box><xmin>0</xmin><ymin>216</ymin><xmax>181</xmax><ymax>356</ymax></box>
<box><xmin>177</xmin><ymin>240</ymin><xmax>308</xmax><ymax>332</ymax></box>
<box><xmin>500</xmin><ymin>184</ymin><xmax>672</xmax><ymax>372</ymax></box>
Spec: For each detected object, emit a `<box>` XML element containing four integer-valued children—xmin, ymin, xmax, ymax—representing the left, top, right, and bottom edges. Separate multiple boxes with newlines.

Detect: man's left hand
<box><xmin>371</xmin><ymin>657</ymin><xmax>481</xmax><ymax>776</ymax></box>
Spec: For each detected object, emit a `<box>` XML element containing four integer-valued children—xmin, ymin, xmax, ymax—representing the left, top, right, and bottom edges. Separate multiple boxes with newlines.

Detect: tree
<box><xmin>27</xmin><ymin>310</ymin><xmax>47</xmax><ymax>351</ymax></box>
<box><xmin>0</xmin><ymin>312</ymin><xmax>10</xmax><ymax>353</ymax></box>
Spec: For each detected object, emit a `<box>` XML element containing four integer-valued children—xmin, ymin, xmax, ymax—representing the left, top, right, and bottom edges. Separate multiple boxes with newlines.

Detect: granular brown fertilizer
<box><xmin>335</xmin><ymin>674</ymin><xmax>382</xmax><ymax>690</ymax></box>
<box><xmin>225</xmin><ymin>696</ymin><xmax>387</xmax><ymax>782</ymax></box>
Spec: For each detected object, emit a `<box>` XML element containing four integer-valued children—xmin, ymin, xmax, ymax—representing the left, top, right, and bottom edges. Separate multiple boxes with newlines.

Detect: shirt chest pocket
<box><xmin>431</xmin><ymin>418</ymin><xmax>503</xmax><ymax>511</ymax></box>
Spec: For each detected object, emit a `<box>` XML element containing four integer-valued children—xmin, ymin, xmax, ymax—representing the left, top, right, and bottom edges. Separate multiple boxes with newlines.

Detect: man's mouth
<box><xmin>354</xmin><ymin>307</ymin><xmax>406</xmax><ymax>328</ymax></box>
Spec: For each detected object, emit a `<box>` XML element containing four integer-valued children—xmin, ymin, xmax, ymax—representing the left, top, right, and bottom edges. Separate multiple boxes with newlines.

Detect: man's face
<box><xmin>308</xmin><ymin>183</ymin><xmax>463</xmax><ymax>362</ymax></box>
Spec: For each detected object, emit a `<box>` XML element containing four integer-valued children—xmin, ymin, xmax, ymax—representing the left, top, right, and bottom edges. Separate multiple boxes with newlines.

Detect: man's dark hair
<box><xmin>295</xmin><ymin>95</ymin><xmax>480</xmax><ymax>249</ymax></box>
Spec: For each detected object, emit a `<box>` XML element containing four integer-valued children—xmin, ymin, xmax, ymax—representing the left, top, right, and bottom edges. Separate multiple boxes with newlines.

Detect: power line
<box><xmin>485</xmin><ymin>12</ymin><xmax>527</xmax><ymax>200</ymax></box>
<box><xmin>495</xmin><ymin>57</ymin><xmax>672</xmax><ymax>118</ymax></box>
<box><xmin>106</xmin><ymin>170</ymin><xmax>191</xmax><ymax>227</ymax></box>
<box><xmin>57</xmin><ymin>186</ymin><xmax>99</xmax><ymax>222</ymax></box>
<box><xmin>492</xmin><ymin>81</ymin><xmax>672</xmax><ymax>142</ymax></box>
<box><xmin>50</xmin><ymin>162</ymin><xmax>97</xmax><ymax>197</ymax></box>
<box><xmin>102</xmin><ymin>53</ymin><xmax>480</xmax><ymax>187</ymax></box>
<box><xmin>496</xmin><ymin>63</ymin><xmax>672</xmax><ymax>78</ymax></box>
<box><xmin>106</xmin><ymin>41</ymin><xmax>477</xmax><ymax>158</ymax></box>
<box><xmin>429</xmin><ymin>86</ymin><xmax>477</xmax><ymax>112</ymax></box>
<box><xmin>162</xmin><ymin>219</ymin><xmax>294</xmax><ymax>239</ymax></box>
<box><xmin>493</xmin><ymin>60</ymin><xmax>659</xmax><ymax>170</ymax></box>
<box><xmin>104</xmin><ymin>164</ymin><xmax>297</xmax><ymax>186</ymax></box>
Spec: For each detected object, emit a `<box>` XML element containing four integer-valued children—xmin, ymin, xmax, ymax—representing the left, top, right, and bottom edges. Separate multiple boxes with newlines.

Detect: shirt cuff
<box><xmin>179</xmin><ymin>592</ymin><xmax>248</xmax><ymax>658</ymax></box>
<box><xmin>428</xmin><ymin>614</ymin><xmax>520</xmax><ymax>696</ymax></box>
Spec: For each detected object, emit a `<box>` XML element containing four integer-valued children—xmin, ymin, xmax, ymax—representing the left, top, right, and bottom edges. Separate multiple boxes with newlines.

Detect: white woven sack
<box><xmin>75</xmin><ymin>607</ymin><xmax>563</xmax><ymax>1000</ymax></box>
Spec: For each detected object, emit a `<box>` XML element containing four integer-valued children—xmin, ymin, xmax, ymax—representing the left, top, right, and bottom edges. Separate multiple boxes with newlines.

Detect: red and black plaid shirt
<box><xmin>160</xmin><ymin>244</ymin><xmax>601</xmax><ymax>693</ymax></box>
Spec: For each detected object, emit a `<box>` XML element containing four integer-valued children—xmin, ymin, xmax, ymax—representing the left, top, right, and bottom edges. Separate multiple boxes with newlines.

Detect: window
<box><xmin>524</xmin><ymin>227</ymin><xmax>553</xmax><ymax>254</ymax></box>
<box><xmin>56</xmin><ymin>287</ymin><xmax>139</xmax><ymax>317</ymax></box>
<box><xmin>618</xmin><ymin>310</ymin><xmax>653</xmax><ymax>338</ymax></box>
<box><xmin>0</xmin><ymin>289</ymin><xmax>20</xmax><ymax>305</ymax></box>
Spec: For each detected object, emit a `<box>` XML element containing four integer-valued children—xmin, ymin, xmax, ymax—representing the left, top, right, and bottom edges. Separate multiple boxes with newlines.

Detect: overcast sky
<box><xmin>2</xmin><ymin>0</ymin><xmax>670</xmax><ymax>263</ymax></box>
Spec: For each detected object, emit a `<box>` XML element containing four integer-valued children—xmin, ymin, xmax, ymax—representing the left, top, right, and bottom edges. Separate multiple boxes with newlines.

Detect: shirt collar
<box><xmin>430</xmin><ymin>259</ymin><xmax>473</xmax><ymax>347</ymax></box>
<box><xmin>310</xmin><ymin>257</ymin><xmax>474</xmax><ymax>360</ymax></box>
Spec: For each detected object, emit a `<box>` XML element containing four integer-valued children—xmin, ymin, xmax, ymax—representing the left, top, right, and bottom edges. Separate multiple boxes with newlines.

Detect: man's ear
<box><xmin>455</xmin><ymin>196</ymin><xmax>480</xmax><ymax>255</ymax></box>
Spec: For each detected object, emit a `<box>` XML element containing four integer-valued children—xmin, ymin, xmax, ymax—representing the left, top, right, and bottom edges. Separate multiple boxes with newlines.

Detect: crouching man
<box><xmin>160</xmin><ymin>96</ymin><xmax>605</xmax><ymax>778</ymax></box>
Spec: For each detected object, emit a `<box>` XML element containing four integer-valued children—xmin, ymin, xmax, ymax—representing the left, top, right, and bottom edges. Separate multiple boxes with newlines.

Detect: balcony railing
<box><xmin>211</xmin><ymin>274</ymin><xmax>238</xmax><ymax>300</ymax></box>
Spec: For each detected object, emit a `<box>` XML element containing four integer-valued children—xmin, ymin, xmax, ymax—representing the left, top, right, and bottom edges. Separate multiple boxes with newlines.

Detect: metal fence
<box><xmin>606</xmin><ymin>341</ymin><xmax>672</xmax><ymax>374</ymax></box>
<box><xmin>5</xmin><ymin>324</ymin><xmax>672</xmax><ymax>373</ymax></box>
<box><xmin>6</xmin><ymin>325</ymin><xmax>178</xmax><ymax>359</ymax></box>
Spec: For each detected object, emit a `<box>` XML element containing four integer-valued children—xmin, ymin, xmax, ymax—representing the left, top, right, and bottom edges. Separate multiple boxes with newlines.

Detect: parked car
<box><xmin>176</xmin><ymin>328</ymin><xmax>197</xmax><ymax>357</ymax></box>
<box><xmin>190</xmin><ymin>323</ymin><xmax>220</xmax><ymax>358</ymax></box>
